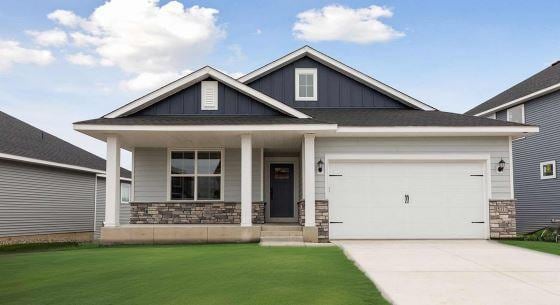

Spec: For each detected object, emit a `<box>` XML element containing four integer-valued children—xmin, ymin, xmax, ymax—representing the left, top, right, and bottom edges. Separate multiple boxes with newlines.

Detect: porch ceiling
<box><xmin>78</xmin><ymin>130</ymin><xmax>309</xmax><ymax>151</ymax></box>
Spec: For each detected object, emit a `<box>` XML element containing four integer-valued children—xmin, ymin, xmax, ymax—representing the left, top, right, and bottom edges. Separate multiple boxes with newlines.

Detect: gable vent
<box><xmin>201</xmin><ymin>81</ymin><xmax>218</xmax><ymax>110</ymax></box>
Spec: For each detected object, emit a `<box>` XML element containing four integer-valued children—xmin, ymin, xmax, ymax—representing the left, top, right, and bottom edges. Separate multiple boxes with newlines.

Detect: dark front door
<box><xmin>270</xmin><ymin>163</ymin><xmax>294</xmax><ymax>218</ymax></box>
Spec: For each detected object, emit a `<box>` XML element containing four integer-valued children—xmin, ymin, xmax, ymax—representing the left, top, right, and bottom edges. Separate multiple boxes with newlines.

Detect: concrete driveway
<box><xmin>335</xmin><ymin>240</ymin><xmax>560</xmax><ymax>305</ymax></box>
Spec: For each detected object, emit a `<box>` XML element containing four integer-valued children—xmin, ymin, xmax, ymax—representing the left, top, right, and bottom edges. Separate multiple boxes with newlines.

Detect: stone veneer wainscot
<box><xmin>130</xmin><ymin>202</ymin><xmax>265</xmax><ymax>225</ymax></box>
<box><xmin>297</xmin><ymin>200</ymin><xmax>329</xmax><ymax>242</ymax></box>
<box><xmin>489</xmin><ymin>199</ymin><xmax>517</xmax><ymax>238</ymax></box>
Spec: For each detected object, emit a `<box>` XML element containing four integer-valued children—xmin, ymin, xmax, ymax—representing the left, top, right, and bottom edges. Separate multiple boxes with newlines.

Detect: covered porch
<box><xmin>80</xmin><ymin>126</ymin><xmax>329</xmax><ymax>243</ymax></box>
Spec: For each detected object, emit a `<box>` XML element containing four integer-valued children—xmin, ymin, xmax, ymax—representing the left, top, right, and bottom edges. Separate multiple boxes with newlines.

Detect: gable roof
<box><xmin>238</xmin><ymin>46</ymin><xmax>436</xmax><ymax>111</ymax></box>
<box><xmin>104</xmin><ymin>66</ymin><xmax>310</xmax><ymax>119</ymax></box>
<box><xmin>466</xmin><ymin>61</ymin><xmax>560</xmax><ymax>116</ymax></box>
<box><xmin>0</xmin><ymin>111</ymin><xmax>131</xmax><ymax>177</ymax></box>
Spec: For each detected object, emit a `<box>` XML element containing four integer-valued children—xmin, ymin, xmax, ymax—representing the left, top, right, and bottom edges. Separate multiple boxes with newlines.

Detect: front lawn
<box><xmin>0</xmin><ymin>244</ymin><xmax>388</xmax><ymax>305</ymax></box>
<box><xmin>500</xmin><ymin>240</ymin><xmax>560</xmax><ymax>256</ymax></box>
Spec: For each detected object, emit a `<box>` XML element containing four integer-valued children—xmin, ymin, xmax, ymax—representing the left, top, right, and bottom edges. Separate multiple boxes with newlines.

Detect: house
<box><xmin>74</xmin><ymin>46</ymin><xmax>537</xmax><ymax>243</ymax></box>
<box><xmin>0</xmin><ymin>111</ymin><xmax>131</xmax><ymax>244</ymax></box>
<box><xmin>465</xmin><ymin>61</ymin><xmax>560</xmax><ymax>234</ymax></box>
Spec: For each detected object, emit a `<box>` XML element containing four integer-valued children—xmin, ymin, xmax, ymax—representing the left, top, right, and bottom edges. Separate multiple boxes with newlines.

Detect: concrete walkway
<box><xmin>335</xmin><ymin>240</ymin><xmax>560</xmax><ymax>305</ymax></box>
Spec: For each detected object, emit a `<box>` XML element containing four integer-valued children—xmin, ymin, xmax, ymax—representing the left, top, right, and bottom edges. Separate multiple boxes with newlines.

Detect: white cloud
<box><xmin>0</xmin><ymin>40</ymin><xmax>55</xmax><ymax>71</ymax></box>
<box><xmin>26</xmin><ymin>29</ymin><xmax>68</xmax><ymax>46</ymax></box>
<box><xmin>48</xmin><ymin>9</ymin><xmax>86</xmax><ymax>28</ymax></box>
<box><xmin>256</xmin><ymin>29</ymin><xmax>262</xmax><ymax>35</ymax></box>
<box><xmin>46</xmin><ymin>0</ymin><xmax>224</xmax><ymax>91</ymax></box>
<box><xmin>66</xmin><ymin>52</ymin><xmax>97</xmax><ymax>66</ymax></box>
<box><xmin>228</xmin><ymin>44</ymin><xmax>246</xmax><ymax>63</ymax></box>
<box><xmin>119</xmin><ymin>69</ymin><xmax>192</xmax><ymax>92</ymax></box>
<box><xmin>293</xmin><ymin>4</ymin><xmax>404</xmax><ymax>44</ymax></box>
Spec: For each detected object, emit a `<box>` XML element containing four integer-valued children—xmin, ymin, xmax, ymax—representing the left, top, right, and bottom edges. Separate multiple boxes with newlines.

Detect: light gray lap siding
<box><xmin>133</xmin><ymin>148</ymin><xmax>262</xmax><ymax>202</ymax></box>
<box><xmin>314</xmin><ymin>137</ymin><xmax>512</xmax><ymax>200</ymax></box>
<box><xmin>94</xmin><ymin>177</ymin><xmax>130</xmax><ymax>239</ymax></box>
<box><xmin>0</xmin><ymin>159</ymin><xmax>95</xmax><ymax>237</ymax></box>
<box><xmin>505</xmin><ymin>91</ymin><xmax>560</xmax><ymax>233</ymax></box>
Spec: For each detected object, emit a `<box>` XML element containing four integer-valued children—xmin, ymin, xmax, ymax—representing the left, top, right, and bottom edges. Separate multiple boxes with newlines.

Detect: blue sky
<box><xmin>1</xmin><ymin>0</ymin><xmax>559</xmax><ymax>168</ymax></box>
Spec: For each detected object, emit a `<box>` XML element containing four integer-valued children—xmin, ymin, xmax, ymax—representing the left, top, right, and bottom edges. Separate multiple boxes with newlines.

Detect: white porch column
<box><xmin>104</xmin><ymin>135</ymin><xmax>121</xmax><ymax>227</ymax></box>
<box><xmin>304</xmin><ymin>134</ymin><xmax>316</xmax><ymax>227</ymax></box>
<box><xmin>241</xmin><ymin>134</ymin><xmax>252</xmax><ymax>227</ymax></box>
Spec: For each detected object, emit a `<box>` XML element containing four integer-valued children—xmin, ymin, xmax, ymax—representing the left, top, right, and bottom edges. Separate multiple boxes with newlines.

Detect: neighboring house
<box><xmin>465</xmin><ymin>61</ymin><xmax>560</xmax><ymax>234</ymax></box>
<box><xmin>0</xmin><ymin>111</ymin><xmax>131</xmax><ymax>244</ymax></box>
<box><xmin>74</xmin><ymin>46</ymin><xmax>537</xmax><ymax>244</ymax></box>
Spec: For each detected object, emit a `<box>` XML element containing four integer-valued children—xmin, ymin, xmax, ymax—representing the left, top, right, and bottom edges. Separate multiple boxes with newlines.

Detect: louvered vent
<box><xmin>200</xmin><ymin>81</ymin><xmax>218</xmax><ymax>110</ymax></box>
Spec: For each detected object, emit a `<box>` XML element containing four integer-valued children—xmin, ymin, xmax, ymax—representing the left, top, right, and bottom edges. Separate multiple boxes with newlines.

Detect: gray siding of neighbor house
<box><xmin>246</xmin><ymin>56</ymin><xmax>409</xmax><ymax>109</ymax></box>
<box><xmin>314</xmin><ymin>137</ymin><xmax>512</xmax><ymax>200</ymax></box>
<box><xmin>94</xmin><ymin>177</ymin><xmax>130</xmax><ymax>239</ymax></box>
<box><xmin>496</xmin><ymin>90</ymin><xmax>560</xmax><ymax>233</ymax></box>
<box><xmin>132</xmin><ymin>79</ymin><xmax>281</xmax><ymax>116</ymax></box>
<box><xmin>0</xmin><ymin>159</ymin><xmax>95</xmax><ymax>237</ymax></box>
<box><xmin>133</xmin><ymin>148</ymin><xmax>262</xmax><ymax>202</ymax></box>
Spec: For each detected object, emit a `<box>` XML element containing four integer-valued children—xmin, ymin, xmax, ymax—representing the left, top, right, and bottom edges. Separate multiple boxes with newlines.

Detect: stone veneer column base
<box><xmin>489</xmin><ymin>199</ymin><xmax>517</xmax><ymax>239</ymax></box>
<box><xmin>297</xmin><ymin>200</ymin><xmax>329</xmax><ymax>242</ymax></box>
<box><xmin>130</xmin><ymin>202</ymin><xmax>265</xmax><ymax>225</ymax></box>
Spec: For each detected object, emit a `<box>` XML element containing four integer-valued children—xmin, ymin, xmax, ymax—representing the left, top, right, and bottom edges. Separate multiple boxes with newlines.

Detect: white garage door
<box><xmin>328</xmin><ymin>160</ymin><xmax>487</xmax><ymax>239</ymax></box>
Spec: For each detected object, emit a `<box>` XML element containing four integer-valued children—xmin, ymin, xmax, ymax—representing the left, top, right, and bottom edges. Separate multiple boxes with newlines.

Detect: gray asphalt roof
<box><xmin>465</xmin><ymin>61</ymin><xmax>560</xmax><ymax>115</ymax></box>
<box><xmin>299</xmin><ymin>108</ymin><xmax>529</xmax><ymax>127</ymax></box>
<box><xmin>75</xmin><ymin>108</ymin><xmax>528</xmax><ymax>127</ymax></box>
<box><xmin>0</xmin><ymin>111</ymin><xmax>131</xmax><ymax>177</ymax></box>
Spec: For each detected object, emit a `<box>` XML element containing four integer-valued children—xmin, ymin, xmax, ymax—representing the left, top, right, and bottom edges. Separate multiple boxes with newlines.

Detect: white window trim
<box><xmin>506</xmin><ymin>104</ymin><xmax>525</xmax><ymax>124</ymax></box>
<box><xmin>295</xmin><ymin>68</ymin><xmax>318</xmax><ymax>101</ymax></box>
<box><xmin>200</xmin><ymin>80</ymin><xmax>218</xmax><ymax>111</ymax></box>
<box><xmin>540</xmin><ymin>160</ymin><xmax>556</xmax><ymax>180</ymax></box>
<box><xmin>121</xmin><ymin>182</ymin><xmax>131</xmax><ymax>203</ymax></box>
<box><xmin>167</xmin><ymin>148</ymin><xmax>225</xmax><ymax>201</ymax></box>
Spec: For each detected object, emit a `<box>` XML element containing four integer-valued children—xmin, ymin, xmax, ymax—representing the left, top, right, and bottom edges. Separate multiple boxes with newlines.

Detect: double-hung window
<box><xmin>507</xmin><ymin>104</ymin><xmax>525</xmax><ymax>123</ymax></box>
<box><xmin>121</xmin><ymin>183</ymin><xmax>130</xmax><ymax>203</ymax></box>
<box><xmin>169</xmin><ymin>150</ymin><xmax>223</xmax><ymax>201</ymax></box>
<box><xmin>295</xmin><ymin>68</ymin><xmax>317</xmax><ymax>101</ymax></box>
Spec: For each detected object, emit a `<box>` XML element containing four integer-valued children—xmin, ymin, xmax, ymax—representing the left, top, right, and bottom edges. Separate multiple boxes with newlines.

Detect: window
<box><xmin>487</xmin><ymin>113</ymin><xmax>496</xmax><ymax>119</ymax></box>
<box><xmin>295</xmin><ymin>68</ymin><xmax>317</xmax><ymax>101</ymax></box>
<box><xmin>507</xmin><ymin>104</ymin><xmax>524</xmax><ymax>123</ymax></box>
<box><xmin>201</xmin><ymin>81</ymin><xmax>218</xmax><ymax>110</ymax></box>
<box><xmin>121</xmin><ymin>183</ymin><xmax>130</xmax><ymax>203</ymax></box>
<box><xmin>540</xmin><ymin>160</ymin><xmax>556</xmax><ymax>179</ymax></box>
<box><xmin>169</xmin><ymin>150</ymin><xmax>223</xmax><ymax>200</ymax></box>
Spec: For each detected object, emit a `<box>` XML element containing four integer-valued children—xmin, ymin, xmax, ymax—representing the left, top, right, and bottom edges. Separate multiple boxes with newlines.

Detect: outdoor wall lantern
<box><xmin>497</xmin><ymin>158</ymin><xmax>506</xmax><ymax>172</ymax></box>
<box><xmin>317</xmin><ymin>159</ymin><xmax>324</xmax><ymax>174</ymax></box>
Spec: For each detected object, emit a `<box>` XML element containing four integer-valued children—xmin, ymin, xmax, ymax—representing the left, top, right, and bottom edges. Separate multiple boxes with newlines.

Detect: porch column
<box><xmin>104</xmin><ymin>135</ymin><xmax>121</xmax><ymax>227</ymax></box>
<box><xmin>304</xmin><ymin>134</ymin><xmax>316</xmax><ymax>226</ymax></box>
<box><xmin>241</xmin><ymin>134</ymin><xmax>252</xmax><ymax>227</ymax></box>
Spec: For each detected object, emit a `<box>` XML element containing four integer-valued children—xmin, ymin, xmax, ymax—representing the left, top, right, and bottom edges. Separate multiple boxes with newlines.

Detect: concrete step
<box><xmin>260</xmin><ymin>241</ymin><xmax>305</xmax><ymax>247</ymax></box>
<box><xmin>260</xmin><ymin>236</ymin><xmax>304</xmax><ymax>243</ymax></box>
<box><xmin>261</xmin><ymin>230</ymin><xmax>303</xmax><ymax>237</ymax></box>
<box><xmin>261</xmin><ymin>225</ymin><xmax>302</xmax><ymax>232</ymax></box>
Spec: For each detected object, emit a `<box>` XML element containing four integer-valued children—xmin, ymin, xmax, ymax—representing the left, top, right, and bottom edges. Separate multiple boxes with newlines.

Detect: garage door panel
<box><xmin>328</xmin><ymin>160</ymin><xmax>487</xmax><ymax>239</ymax></box>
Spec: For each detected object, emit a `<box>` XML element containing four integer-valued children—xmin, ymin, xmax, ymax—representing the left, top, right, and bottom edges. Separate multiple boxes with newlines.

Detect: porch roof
<box><xmin>75</xmin><ymin>115</ymin><xmax>325</xmax><ymax>126</ymax></box>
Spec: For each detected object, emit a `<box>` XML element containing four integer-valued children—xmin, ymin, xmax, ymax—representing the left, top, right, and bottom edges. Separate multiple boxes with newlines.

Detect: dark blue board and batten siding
<box><xmin>132</xmin><ymin>79</ymin><xmax>281</xmax><ymax>116</ymax></box>
<box><xmin>496</xmin><ymin>90</ymin><xmax>560</xmax><ymax>233</ymax></box>
<box><xmin>246</xmin><ymin>56</ymin><xmax>409</xmax><ymax>109</ymax></box>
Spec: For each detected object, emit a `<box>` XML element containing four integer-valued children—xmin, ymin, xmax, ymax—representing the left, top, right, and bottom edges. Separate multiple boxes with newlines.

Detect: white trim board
<box><xmin>74</xmin><ymin>124</ymin><xmax>338</xmax><ymax>132</ymax></box>
<box><xmin>473</xmin><ymin>82</ymin><xmax>560</xmax><ymax>117</ymax></box>
<box><xmin>238</xmin><ymin>46</ymin><xmax>436</xmax><ymax>111</ymax></box>
<box><xmin>103</xmin><ymin>66</ymin><xmax>310</xmax><ymax>119</ymax></box>
<box><xmin>0</xmin><ymin>152</ymin><xmax>105</xmax><ymax>174</ymax></box>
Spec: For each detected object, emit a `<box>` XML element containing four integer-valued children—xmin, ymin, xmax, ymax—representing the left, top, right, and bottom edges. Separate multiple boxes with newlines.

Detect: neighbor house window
<box><xmin>169</xmin><ymin>150</ymin><xmax>223</xmax><ymax>200</ymax></box>
<box><xmin>487</xmin><ymin>113</ymin><xmax>496</xmax><ymax>119</ymax></box>
<box><xmin>295</xmin><ymin>68</ymin><xmax>317</xmax><ymax>101</ymax></box>
<box><xmin>540</xmin><ymin>160</ymin><xmax>556</xmax><ymax>180</ymax></box>
<box><xmin>507</xmin><ymin>104</ymin><xmax>524</xmax><ymax>123</ymax></box>
<box><xmin>121</xmin><ymin>183</ymin><xmax>130</xmax><ymax>203</ymax></box>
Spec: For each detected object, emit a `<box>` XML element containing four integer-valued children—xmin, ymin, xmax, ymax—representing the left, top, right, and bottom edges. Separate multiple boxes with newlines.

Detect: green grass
<box><xmin>500</xmin><ymin>240</ymin><xmax>560</xmax><ymax>256</ymax></box>
<box><xmin>0</xmin><ymin>244</ymin><xmax>388</xmax><ymax>305</ymax></box>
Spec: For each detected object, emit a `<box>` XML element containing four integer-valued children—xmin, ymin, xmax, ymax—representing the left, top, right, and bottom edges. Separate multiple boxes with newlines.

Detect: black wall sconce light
<box><xmin>497</xmin><ymin>158</ymin><xmax>506</xmax><ymax>172</ymax></box>
<box><xmin>317</xmin><ymin>159</ymin><xmax>324</xmax><ymax>174</ymax></box>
